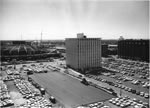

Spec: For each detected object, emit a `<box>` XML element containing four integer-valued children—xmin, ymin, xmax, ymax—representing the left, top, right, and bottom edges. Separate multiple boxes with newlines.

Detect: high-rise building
<box><xmin>118</xmin><ymin>39</ymin><xmax>149</xmax><ymax>62</ymax></box>
<box><xmin>66</xmin><ymin>34</ymin><xmax>101</xmax><ymax>72</ymax></box>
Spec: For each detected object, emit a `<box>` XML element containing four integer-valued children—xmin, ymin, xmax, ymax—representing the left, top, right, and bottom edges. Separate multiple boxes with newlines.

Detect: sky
<box><xmin>0</xmin><ymin>0</ymin><xmax>149</xmax><ymax>40</ymax></box>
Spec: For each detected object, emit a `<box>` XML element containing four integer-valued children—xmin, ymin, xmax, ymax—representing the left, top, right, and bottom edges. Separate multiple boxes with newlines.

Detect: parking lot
<box><xmin>30</xmin><ymin>71</ymin><xmax>115</xmax><ymax>108</ymax></box>
<box><xmin>53</xmin><ymin>58</ymin><xmax>149</xmax><ymax>108</ymax></box>
<box><xmin>0</xmin><ymin>64</ymin><xmax>63</xmax><ymax>108</ymax></box>
<box><xmin>1</xmin><ymin>58</ymin><xmax>149</xmax><ymax>108</ymax></box>
<box><xmin>86</xmin><ymin>73</ymin><xmax>149</xmax><ymax>103</ymax></box>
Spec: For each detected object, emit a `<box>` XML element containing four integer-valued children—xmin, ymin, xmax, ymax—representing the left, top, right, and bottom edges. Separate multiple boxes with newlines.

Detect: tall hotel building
<box><xmin>66</xmin><ymin>33</ymin><xmax>101</xmax><ymax>71</ymax></box>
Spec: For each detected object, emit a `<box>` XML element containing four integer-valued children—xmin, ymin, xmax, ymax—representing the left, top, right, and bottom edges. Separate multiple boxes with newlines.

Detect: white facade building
<box><xmin>66</xmin><ymin>35</ymin><xmax>101</xmax><ymax>71</ymax></box>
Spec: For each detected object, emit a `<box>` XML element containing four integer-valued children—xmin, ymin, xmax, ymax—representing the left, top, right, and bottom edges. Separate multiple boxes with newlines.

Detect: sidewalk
<box><xmin>62</xmin><ymin>68</ymin><xmax>118</xmax><ymax>95</ymax></box>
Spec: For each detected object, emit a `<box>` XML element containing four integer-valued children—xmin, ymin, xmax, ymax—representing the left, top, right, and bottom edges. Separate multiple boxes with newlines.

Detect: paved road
<box><xmin>31</xmin><ymin>72</ymin><xmax>115</xmax><ymax>108</ymax></box>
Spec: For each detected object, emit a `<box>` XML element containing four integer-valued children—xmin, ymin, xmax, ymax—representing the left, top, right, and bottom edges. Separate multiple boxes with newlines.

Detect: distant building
<box><xmin>12</xmin><ymin>41</ymin><xmax>26</xmax><ymax>45</ymax></box>
<box><xmin>66</xmin><ymin>34</ymin><xmax>101</xmax><ymax>72</ymax></box>
<box><xmin>1</xmin><ymin>41</ymin><xmax>13</xmax><ymax>46</ymax></box>
<box><xmin>102</xmin><ymin>44</ymin><xmax>108</xmax><ymax>57</ymax></box>
<box><xmin>55</xmin><ymin>46</ymin><xmax>66</xmax><ymax>53</ymax></box>
<box><xmin>108</xmin><ymin>44</ymin><xmax>118</xmax><ymax>55</ymax></box>
<box><xmin>1</xmin><ymin>40</ymin><xmax>61</xmax><ymax>61</ymax></box>
<box><xmin>118</xmin><ymin>39</ymin><xmax>149</xmax><ymax>62</ymax></box>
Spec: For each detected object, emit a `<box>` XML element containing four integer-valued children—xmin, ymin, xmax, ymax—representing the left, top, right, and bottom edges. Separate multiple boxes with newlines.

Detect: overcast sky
<box><xmin>0</xmin><ymin>0</ymin><xmax>149</xmax><ymax>40</ymax></box>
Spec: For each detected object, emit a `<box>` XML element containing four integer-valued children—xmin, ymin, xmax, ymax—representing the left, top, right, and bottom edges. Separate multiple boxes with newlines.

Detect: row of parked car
<box><xmin>47</xmin><ymin>64</ymin><xmax>61</xmax><ymax>71</ymax></box>
<box><xmin>109</xmin><ymin>96</ymin><xmax>149</xmax><ymax>108</ymax></box>
<box><xmin>1</xmin><ymin>64</ymin><xmax>54</xmax><ymax>108</ymax></box>
<box><xmin>112</xmin><ymin>73</ymin><xmax>150</xmax><ymax>89</ymax></box>
<box><xmin>108</xmin><ymin>72</ymin><xmax>150</xmax><ymax>89</ymax></box>
<box><xmin>13</xmin><ymin>78</ymin><xmax>53</xmax><ymax>107</ymax></box>
<box><xmin>23</xmin><ymin>62</ymin><xmax>61</xmax><ymax>73</ymax></box>
<box><xmin>88</xmin><ymin>70</ymin><xmax>150</xmax><ymax>93</ymax></box>
<box><xmin>131</xmin><ymin>79</ymin><xmax>150</xmax><ymax>89</ymax></box>
<box><xmin>5</xmin><ymin>69</ymin><xmax>20</xmax><ymax>75</ymax></box>
<box><xmin>6</xmin><ymin>69</ymin><xmax>13</xmax><ymax>75</ymax></box>
<box><xmin>20</xmin><ymin>96</ymin><xmax>52</xmax><ymax>108</ymax></box>
<box><xmin>23</xmin><ymin>64</ymin><xmax>48</xmax><ymax>73</ymax></box>
<box><xmin>14</xmin><ymin>79</ymin><xmax>41</xmax><ymax>99</ymax></box>
<box><xmin>141</xmin><ymin>81</ymin><xmax>150</xmax><ymax>88</ymax></box>
<box><xmin>3</xmin><ymin>74</ymin><xmax>21</xmax><ymax>81</ymax></box>
<box><xmin>110</xmin><ymin>74</ymin><xmax>132</xmax><ymax>82</ymax></box>
<box><xmin>28</xmin><ymin>77</ymin><xmax>46</xmax><ymax>96</ymax></box>
<box><xmin>86</xmin><ymin>74</ymin><xmax>149</xmax><ymax>99</ymax></box>
<box><xmin>28</xmin><ymin>77</ymin><xmax>57</xmax><ymax>104</ymax></box>
<box><xmin>111</xmin><ymin>73</ymin><xmax>149</xmax><ymax>89</ymax></box>
<box><xmin>113</xmin><ymin>83</ymin><xmax>149</xmax><ymax>99</ymax></box>
<box><xmin>85</xmin><ymin>74</ymin><xmax>118</xmax><ymax>96</ymax></box>
<box><xmin>0</xmin><ymin>80</ymin><xmax>14</xmax><ymax>107</ymax></box>
<box><xmin>102</xmin><ymin>58</ymin><xmax>149</xmax><ymax>79</ymax></box>
<box><xmin>77</xmin><ymin>101</ymin><xmax>110</xmax><ymax>108</ymax></box>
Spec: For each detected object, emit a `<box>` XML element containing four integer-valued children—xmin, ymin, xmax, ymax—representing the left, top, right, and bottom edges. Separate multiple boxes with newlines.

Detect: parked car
<box><xmin>49</xmin><ymin>96</ymin><xmax>56</xmax><ymax>104</ymax></box>
<box><xmin>81</xmin><ymin>78</ymin><xmax>89</xmax><ymax>85</ymax></box>
<box><xmin>144</xmin><ymin>93</ymin><xmax>149</xmax><ymax>99</ymax></box>
<box><xmin>136</xmin><ymin>91</ymin><xmax>140</xmax><ymax>95</ymax></box>
<box><xmin>140</xmin><ymin>92</ymin><xmax>145</xmax><ymax>97</ymax></box>
<box><xmin>131</xmin><ymin>89</ymin><xmax>136</xmax><ymax>94</ymax></box>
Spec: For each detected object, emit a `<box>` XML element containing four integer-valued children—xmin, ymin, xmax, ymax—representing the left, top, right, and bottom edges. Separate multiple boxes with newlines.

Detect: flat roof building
<box><xmin>66</xmin><ymin>34</ymin><xmax>101</xmax><ymax>72</ymax></box>
<box><xmin>102</xmin><ymin>44</ymin><xmax>108</xmax><ymax>57</ymax></box>
<box><xmin>118</xmin><ymin>39</ymin><xmax>149</xmax><ymax>62</ymax></box>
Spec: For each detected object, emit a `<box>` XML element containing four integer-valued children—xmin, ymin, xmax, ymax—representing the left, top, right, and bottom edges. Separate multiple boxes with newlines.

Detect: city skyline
<box><xmin>0</xmin><ymin>0</ymin><xmax>149</xmax><ymax>40</ymax></box>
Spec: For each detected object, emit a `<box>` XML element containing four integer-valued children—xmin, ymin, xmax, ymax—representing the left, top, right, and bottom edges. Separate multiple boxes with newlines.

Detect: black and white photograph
<box><xmin>0</xmin><ymin>0</ymin><xmax>149</xmax><ymax>108</ymax></box>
